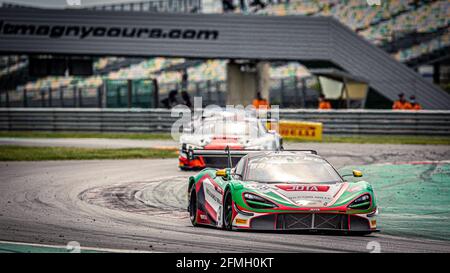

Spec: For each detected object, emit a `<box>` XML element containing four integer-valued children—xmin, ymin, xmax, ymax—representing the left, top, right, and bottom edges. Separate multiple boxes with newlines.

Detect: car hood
<box><xmin>244</xmin><ymin>181</ymin><xmax>349</xmax><ymax>207</ymax></box>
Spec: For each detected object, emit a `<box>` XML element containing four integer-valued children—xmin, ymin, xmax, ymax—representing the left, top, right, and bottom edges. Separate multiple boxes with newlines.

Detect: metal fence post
<box><xmin>195</xmin><ymin>82</ymin><xmax>201</xmax><ymax>98</ymax></box>
<box><xmin>97</xmin><ymin>86</ymin><xmax>102</xmax><ymax>108</ymax></box>
<box><xmin>127</xmin><ymin>80</ymin><xmax>132</xmax><ymax>108</ymax></box>
<box><xmin>102</xmin><ymin>83</ymin><xmax>108</xmax><ymax>108</ymax></box>
<box><xmin>152</xmin><ymin>79</ymin><xmax>159</xmax><ymax>108</ymax></box>
<box><xmin>40</xmin><ymin>89</ymin><xmax>45</xmax><ymax>107</ymax></box>
<box><xmin>48</xmin><ymin>87</ymin><xmax>52</xmax><ymax>107</ymax></box>
<box><xmin>294</xmin><ymin>76</ymin><xmax>299</xmax><ymax>108</ymax></box>
<box><xmin>73</xmin><ymin>86</ymin><xmax>77</xmax><ymax>107</ymax></box>
<box><xmin>5</xmin><ymin>90</ymin><xmax>10</xmax><ymax>108</ymax></box>
<box><xmin>78</xmin><ymin>87</ymin><xmax>83</xmax><ymax>107</ymax></box>
<box><xmin>60</xmin><ymin>87</ymin><xmax>64</xmax><ymax>107</ymax></box>
<box><xmin>216</xmin><ymin>82</ymin><xmax>222</xmax><ymax>106</ymax></box>
<box><xmin>301</xmin><ymin>78</ymin><xmax>306</xmax><ymax>108</ymax></box>
<box><xmin>207</xmin><ymin>80</ymin><xmax>212</xmax><ymax>105</ymax></box>
<box><xmin>23</xmin><ymin>88</ymin><xmax>27</xmax><ymax>107</ymax></box>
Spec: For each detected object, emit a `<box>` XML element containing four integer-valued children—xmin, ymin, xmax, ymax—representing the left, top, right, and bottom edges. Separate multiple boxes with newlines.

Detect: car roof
<box><xmin>199</xmin><ymin>113</ymin><xmax>263</xmax><ymax>126</ymax></box>
<box><xmin>202</xmin><ymin>109</ymin><xmax>257</xmax><ymax>118</ymax></box>
<box><xmin>244</xmin><ymin>150</ymin><xmax>323</xmax><ymax>161</ymax></box>
<box><xmin>202</xmin><ymin>116</ymin><xmax>260</xmax><ymax>123</ymax></box>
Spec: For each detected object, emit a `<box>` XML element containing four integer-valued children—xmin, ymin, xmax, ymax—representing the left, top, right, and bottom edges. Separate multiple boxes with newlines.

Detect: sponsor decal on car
<box><xmin>276</xmin><ymin>184</ymin><xmax>330</xmax><ymax>192</ymax></box>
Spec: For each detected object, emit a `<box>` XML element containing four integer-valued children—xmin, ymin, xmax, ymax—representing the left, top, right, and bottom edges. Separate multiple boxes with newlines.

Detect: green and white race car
<box><xmin>187</xmin><ymin>149</ymin><xmax>378</xmax><ymax>234</ymax></box>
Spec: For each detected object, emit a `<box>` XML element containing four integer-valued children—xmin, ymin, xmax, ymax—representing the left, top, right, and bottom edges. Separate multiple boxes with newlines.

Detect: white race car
<box><xmin>179</xmin><ymin>110</ymin><xmax>282</xmax><ymax>170</ymax></box>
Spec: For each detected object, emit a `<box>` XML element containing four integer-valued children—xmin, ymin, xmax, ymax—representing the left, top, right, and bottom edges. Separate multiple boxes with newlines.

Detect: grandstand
<box><xmin>0</xmin><ymin>0</ymin><xmax>448</xmax><ymax>109</ymax></box>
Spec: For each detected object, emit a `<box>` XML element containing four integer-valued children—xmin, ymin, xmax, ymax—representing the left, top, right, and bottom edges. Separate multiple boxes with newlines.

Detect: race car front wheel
<box><xmin>223</xmin><ymin>190</ymin><xmax>233</xmax><ymax>230</ymax></box>
<box><xmin>189</xmin><ymin>187</ymin><xmax>198</xmax><ymax>226</ymax></box>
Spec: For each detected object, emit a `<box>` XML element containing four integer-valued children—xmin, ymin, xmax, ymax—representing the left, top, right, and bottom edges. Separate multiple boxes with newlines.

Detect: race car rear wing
<box><xmin>187</xmin><ymin>146</ymin><xmax>317</xmax><ymax>168</ymax></box>
<box><xmin>186</xmin><ymin>147</ymin><xmax>250</xmax><ymax>168</ymax></box>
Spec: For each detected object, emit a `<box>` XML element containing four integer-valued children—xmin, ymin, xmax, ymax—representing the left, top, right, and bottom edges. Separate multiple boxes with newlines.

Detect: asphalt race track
<box><xmin>0</xmin><ymin>142</ymin><xmax>450</xmax><ymax>252</ymax></box>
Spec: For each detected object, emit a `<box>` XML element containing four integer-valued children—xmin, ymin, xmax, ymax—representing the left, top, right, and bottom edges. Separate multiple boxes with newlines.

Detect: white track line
<box><xmin>0</xmin><ymin>240</ymin><xmax>162</xmax><ymax>253</ymax></box>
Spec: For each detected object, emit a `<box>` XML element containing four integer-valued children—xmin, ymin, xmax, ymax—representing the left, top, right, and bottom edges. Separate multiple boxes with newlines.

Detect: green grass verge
<box><xmin>284</xmin><ymin>135</ymin><xmax>450</xmax><ymax>145</ymax></box>
<box><xmin>0</xmin><ymin>131</ymin><xmax>172</xmax><ymax>140</ymax></box>
<box><xmin>0</xmin><ymin>146</ymin><xmax>178</xmax><ymax>161</ymax></box>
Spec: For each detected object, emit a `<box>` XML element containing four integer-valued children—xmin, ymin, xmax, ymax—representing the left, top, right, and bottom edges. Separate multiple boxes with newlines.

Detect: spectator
<box><xmin>252</xmin><ymin>92</ymin><xmax>269</xmax><ymax>110</ymax></box>
<box><xmin>222</xmin><ymin>0</ymin><xmax>235</xmax><ymax>13</ymax></box>
<box><xmin>161</xmin><ymin>89</ymin><xmax>179</xmax><ymax>109</ymax></box>
<box><xmin>181</xmin><ymin>91</ymin><xmax>192</xmax><ymax>109</ymax></box>
<box><xmin>249</xmin><ymin>0</ymin><xmax>267</xmax><ymax>13</ymax></box>
<box><xmin>392</xmin><ymin>93</ymin><xmax>410</xmax><ymax>110</ymax></box>
<box><xmin>250</xmin><ymin>0</ymin><xmax>266</xmax><ymax>9</ymax></box>
<box><xmin>239</xmin><ymin>0</ymin><xmax>247</xmax><ymax>12</ymax></box>
<box><xmin>409</xmin><ymin>95</ymin><xmax>422</xmax><ymax>110</ymax></box>
<box><xmin>318</xmin><ymin>94</ymin><xmax>332</xmax><ymax>109</ymax></box>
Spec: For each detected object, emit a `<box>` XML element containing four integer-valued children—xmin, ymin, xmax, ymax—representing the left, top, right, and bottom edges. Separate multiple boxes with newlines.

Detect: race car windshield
<box><xmin>245</xmin><ymin>155</ymin><xmax>343</xmax><ymax>183</ymax></box>
<box><xmin>196</xmin><ymin>120</ymin><xmax>265</xmax><ymax>136</ymax></box>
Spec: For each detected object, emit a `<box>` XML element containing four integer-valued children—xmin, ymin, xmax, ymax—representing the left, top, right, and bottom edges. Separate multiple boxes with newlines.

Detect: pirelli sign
<box><xmin>278</xmin><ymin>121</ymin><xmax>323</xmax><ymax>141</ymax></box>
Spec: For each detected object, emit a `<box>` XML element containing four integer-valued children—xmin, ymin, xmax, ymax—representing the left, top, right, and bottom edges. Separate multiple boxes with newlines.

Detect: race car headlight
<box><xmin>243</xmin><ymin>193</ymin><xmax>277</xmax><ymax>209</ymax></box>
<box><xmin>348</xmin><ymin>194</ymin><xmax>371</xmax><ymax>210</ymax></box>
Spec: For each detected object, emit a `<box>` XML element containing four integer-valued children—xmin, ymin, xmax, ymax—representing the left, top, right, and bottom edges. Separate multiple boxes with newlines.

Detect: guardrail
<box><xmin>279</xmin><ymin>109</ymin><xmax>450</xmax><ymax>135</ymax></box>
<box><xmin>0</xmin><ymin>108</ymin><xmax>449</xmax><ymax>136</ymax></box>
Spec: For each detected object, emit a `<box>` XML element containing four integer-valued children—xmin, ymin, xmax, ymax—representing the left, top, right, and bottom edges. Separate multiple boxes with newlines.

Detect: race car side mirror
<box><xmin>216</xmin><ymin>169</ymin><xmax>231</xmax><ymax>179</ymax></box>
<box><xmin>342</xmin><ymin>170</ymin><xmax>363</xmax><ymax>179</ymax></box>
<box><xmin>216</xmin><ymin>169</ymin><xmax>227</xmax><ymax>177</ymax></box>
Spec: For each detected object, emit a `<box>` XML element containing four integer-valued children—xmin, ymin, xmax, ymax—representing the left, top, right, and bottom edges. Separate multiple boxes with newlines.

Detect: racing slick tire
<box><xmin>189</xmin><ymin>186</ymin><xmax>198</xmax><ymax>226</ymax></box>
<box><xmin>222</xmin><ymin>190</ymin><xmax>233</xmax><ymax>231</ymax></box>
